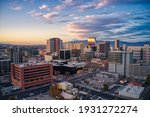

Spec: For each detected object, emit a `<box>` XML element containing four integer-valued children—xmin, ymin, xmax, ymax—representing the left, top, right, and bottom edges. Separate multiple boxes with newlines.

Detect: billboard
<box><xmin>88</xmin><ymin>37</ymin><xmax>96</xmax><ymax>46</ymax></box>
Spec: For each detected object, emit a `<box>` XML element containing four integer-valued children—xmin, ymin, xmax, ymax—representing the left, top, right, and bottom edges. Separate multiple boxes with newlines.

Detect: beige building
<box><xmin>64</xmin><ymin>42</ymin><xmax>84</xmax><ymax>50</ymax></box>
<box><xmin>129</xmin><ymin>64</ymin><xmax>150</xmax><ymax>78</ymax></box>
<box><xmin>144</xmin><ymin>44</ymin><xmax>150</xmax><ymax>64</ymax></box>
<box><xmin>46</xmin><ymin>38</ymin><xmax>63</xmax><ymax>53</ymax></box>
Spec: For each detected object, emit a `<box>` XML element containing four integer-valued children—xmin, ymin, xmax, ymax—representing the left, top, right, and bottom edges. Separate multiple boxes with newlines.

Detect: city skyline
<box><xmin>0</xmin><ymin>0</ymin><xmax>150</xmax><ymax>45</ymax></box>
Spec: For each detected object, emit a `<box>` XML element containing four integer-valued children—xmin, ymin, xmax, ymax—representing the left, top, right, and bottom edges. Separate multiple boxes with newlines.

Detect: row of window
<box><xmin>24</xmin><ymin>76</ymin><xmax>50</xmax><ymax>83</ymax></box>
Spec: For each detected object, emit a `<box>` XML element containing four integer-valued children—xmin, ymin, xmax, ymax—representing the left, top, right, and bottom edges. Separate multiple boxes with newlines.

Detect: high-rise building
<box><xmin>88</xmin><ymin>37</ymin><xmax>96</xmax><ymax>47</ymax></box>
<box><xmin>59</xmin><ymin>49</ymin><xmax>71</xmax><ymax>60</ymax></box>
<box><xmin>63</xmin><ymin>42</ymin><xmax>84</xmax><ymax>57</ymax></box>
<box><xmin>98</xmin><ymin>41</ymin><xmax>110</xmax><ymax>57</ymax></box>
<box><xmin>11</xmin><ymin>63</ymin><xmax>53</xmax><ymax>89</ymax></box>
<box><xmin>144</xmin><ymin>44</ymin><xmax>150</xmax><ymax>64</ymax></box>
<box><xmin>108</xmin><ymin>51</ymin><xmax>133</xmax><ymax>76</ymax></box>
<box><xmin>127</xmin><ymin>46</ymin><xmax>144</xmax><ymax>63</ymax></box>
<box><xmin>64</xmin><ymin>42</ymin><xmax>84</xmax><ymax>50</ymax></box>
<box><xmin>10</xmin><ymin>47</ymin><xmax>23</xmax><ymax>63</ymax></box>
<box><xmin>114</xmin><ymin>40</ymin><xmax>120</xmax><ymax>50</ymax></box>
<box><xmin>47</xmin><ymin>38</ymin><xmax>63</xmax><ymax>53</ymax></box>
<box><xmin>0</xmin><ymin>59</ymin><xmax>11</xmax><ymax>76</ymax></box>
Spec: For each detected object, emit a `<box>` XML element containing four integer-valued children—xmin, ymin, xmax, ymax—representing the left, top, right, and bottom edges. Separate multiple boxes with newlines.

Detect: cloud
<box><xmin>65</xmin><ymin>10</ymin><xmax>150</xmax><ymax>41</ymax></box>
<box><xmin>43</xmin><ymin>12</ymin><xmax>59</xmax><ymax>20</ymax></box>
<box><xmin>25</xmin><ymin>0</ymin><xmax>150</xmax><ymax>42</ymax></box>
<box><xmin>27</xmin><ymin>10</ymin><xmax>59</xmax><ymax>22</ymax></box>
<box><xmin>78</xmin><ymin>0</ymin><xmax>108</xmax><ymax>11</ymax></box>
<box><xmin>9</xmin><ymin>1</ymin><xmax>23</xmax><ymax>11</ymax></box>
<box><xmin>39</xmin><ymin>4</ymin><xmax>49</xmax><ymax>10</ymax></box>
<box><xmin>108</xmin><ymin>0</ymin><xmax>150</xmax><ymax>4</ymax></box>
<box><xmin>78</xmin><ymin>0</ymin><xmax>150</xmax><ymax>11</ymax></box>
<box><xmin>66</xmin><ymin>22</ymin><xmax>90</xmax><ymax>37</ymax></box>
<box><xmin>54</xmin><ymin>0</ymin><xmax>75</xmax><ymax>11</ymax></box>
<box><xmin>27</xmin><ymin>10</ymin><xmax>43</xmax><ymax>17</ymax></box>
<box><xmin>60</xmin><ymin>0</ymin><xmax>74</xmax><ymax>3</ymax></box>
<box><xmin>54</xmin><ymin>4</ymin><xmax>66</xmax><ymax>11</ymax></box>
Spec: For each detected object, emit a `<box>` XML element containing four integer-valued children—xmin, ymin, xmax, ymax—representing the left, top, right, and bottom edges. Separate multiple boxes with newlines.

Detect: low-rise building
<box><xmin>119</xmin><ymin>85</ymin><xmax>144</xmax><ymax>99</ymax></box>
<box><xmin>11</xmin><ymin>62</ymin><xmax>53</xmax><ymax>89</ymax></box>
<box><xmin>0</xmin><ymin>59</ymin><xmax>11</xmax><ymax>76</ymax></box>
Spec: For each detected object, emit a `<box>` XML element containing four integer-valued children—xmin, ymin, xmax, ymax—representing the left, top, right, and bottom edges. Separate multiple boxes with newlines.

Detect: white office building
<box><xmin>108</xmin><ymin>51</ymin><xmax>133</xmax><ymax>76</ymax></box>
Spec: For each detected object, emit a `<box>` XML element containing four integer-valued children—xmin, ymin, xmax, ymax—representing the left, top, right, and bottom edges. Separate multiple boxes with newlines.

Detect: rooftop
<box><xmin>119</xmin><ymin>85</ymin><xmax>144</xmax><ymax>99</ymax></box>
<box><xmin>17</xmin><ymin>62</ymin><xmax>50</xmax><ymax>67</ymax></box>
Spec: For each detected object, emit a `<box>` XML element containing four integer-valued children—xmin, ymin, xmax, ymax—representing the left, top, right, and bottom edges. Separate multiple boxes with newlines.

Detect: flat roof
<box><xmin>17</xmin><ymin>62</ymin><xmax>50</xmax><ymax>67</ymax></box>
<box><xmin>52</xmin><ymin>60</ymin><xmax>66</xmax><ymax>62</ymax></box>
<box><xmin>68</xmin><ymin>62</ymin><xmax>86</xmax><ymax>66</ymax></box>
<box><xmin>119</xmin><ymin>85</ymin><xmax>144</xmax><ymax>99</ymax></box>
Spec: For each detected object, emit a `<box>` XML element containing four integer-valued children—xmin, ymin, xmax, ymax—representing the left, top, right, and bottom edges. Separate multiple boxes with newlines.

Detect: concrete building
<box><xmin>11</xmin><ymin>63</ymin><xmax>53</xmax><ymax>89</ymax></box>
<box><xmin>114</xmin><ymin>40</ymin><xmax>120</xmax><ymax>50</ymax></box>
<box><xmin>129</xmin><ymin>64</ymin><xmax>150</xmax><ymax>78</ymax></box>
<box><xmin>127</xmin><ymin>45</ymin><xmax>150</xmax><ymax>64</ymax></box>
<box><xmin>68</xmin><ymin>62</ymin><xmax>86</xmax><ymax>68</ymax></box>
<box><xmin>64</xmin><ymin>42</ymin><xmax>84</xmax><ymax>50</ymax></box>
<box><xmin>59</xmin><ymin>49</ymin><xmax>71</xmax><ymax>60</ymax></box>
<box><xmin>52</xmin><ymin>61</ymin><xmax>77</xmax><ymax>75</ymax></box>
<box><xmin>63</xmin><ymin>42</ymin><xmax>84</xmax><ymax>57</ymax></box>
<box><xmin>144</xmin><ymin>44</ymin><xmax>150</xmax><ymax>64</ymax></box>
<box><xmin>80</xmin><ymin>52</ymin><xmax>95</xmax><ymax>61</ymax></box>
<box><xmin>9</xmin><ymin>47</ymin><xmax>23</xmax><ymax>63</ymax></box>
<box><xmin>108</xmin><ymin>51</ymin><xmax>133</xmax><ymax>76</ymax></box>
<box><xmin>98</xmin><ymin>41</ymin><xmax>110</xmax><ymax>58</ymax></box>
<box><xmin>119</xmin><ymin>85</ymin><xmax>144</xmax><ymax>99</ymax></box>
<box><xmin>0</xmin><ymin>59</ymin><xmax>11</xmax><ymax>76</ymax></box>
<box><xmin>127</xmin><ymin>46</ymin><xmax>144</xmax><ymax>63</ymax></box>
<box><xmin>71</xmin><ymin>49</ymin><xmax>81</xmax><ymax>57</ymax></box>
<box><xmin>46</xmin><ymin>38</ymin><xmax>63</xmax><ymax>53</ymax></box>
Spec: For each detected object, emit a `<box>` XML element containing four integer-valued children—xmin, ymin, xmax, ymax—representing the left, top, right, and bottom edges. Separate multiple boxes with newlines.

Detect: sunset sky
<box><xmin>0</xmin><ymin>0</ymin><xmax>150</xmax><ymax>45</ymax></box>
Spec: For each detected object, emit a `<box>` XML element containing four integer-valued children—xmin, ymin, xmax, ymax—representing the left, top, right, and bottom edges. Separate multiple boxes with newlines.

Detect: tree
<box><xmin>49</xmin><ymin>84</ymin><xmax>63</xmax><ymax>99</ymax></box>
<box><xmin>103</xmin><ymin>84</ymin><xmax>109</xmax><ymax>91</ymax></box>
<box><xmin>145</xmin><ymin>75</ymin><xmax>150</xmax><ymax>85</ymax></box>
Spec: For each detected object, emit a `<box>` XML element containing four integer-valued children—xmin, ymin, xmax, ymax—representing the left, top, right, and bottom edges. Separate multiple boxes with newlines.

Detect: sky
<box><xmin>0</xmin><ymin>0</ymin><xmax>150</xmax><ymax>45</ymax></box>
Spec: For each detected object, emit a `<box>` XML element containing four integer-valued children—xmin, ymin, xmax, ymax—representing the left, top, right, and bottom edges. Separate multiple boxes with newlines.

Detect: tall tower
<box><xmin>98</xmin><ymin>41</ymin><xmax>110</xmax><ymax>57</ymax></box>
<box><xmin>47</xmin><ymin>38</ymin><xmax>63</xmax><ymax>53</ymax></box>
<box><xmin>10</xmin><ymin>47</ymin><xmax>23</xmax><ymax>64</ymax></box>
<box><xmin>114</xmin><ymin>40</ymin><xmax>120</xmax><ymax>50</ymax></box>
